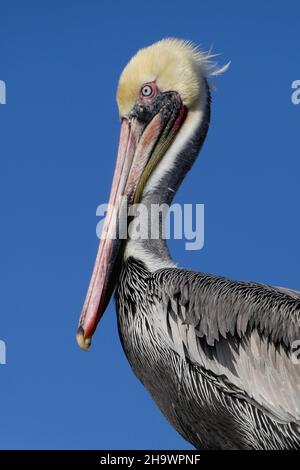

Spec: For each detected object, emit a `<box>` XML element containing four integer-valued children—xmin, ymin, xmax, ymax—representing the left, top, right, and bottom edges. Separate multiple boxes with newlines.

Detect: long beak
<box><xmin>77</xmin><ymin>97</ymin><xmax>186</xmax><ymax>351</ymax></box>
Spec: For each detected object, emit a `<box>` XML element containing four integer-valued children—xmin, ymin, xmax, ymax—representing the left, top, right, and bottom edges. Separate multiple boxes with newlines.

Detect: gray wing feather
<box><xmin>149</xmin><ymin>268</ymin><xmax>300</xmax><ymax>423</ymax></box>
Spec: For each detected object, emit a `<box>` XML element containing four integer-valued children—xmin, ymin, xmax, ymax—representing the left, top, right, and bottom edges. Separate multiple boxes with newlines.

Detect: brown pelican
<box><xmin>76</xmin><ymin>39</ymin><xmax>300</xmax><ymax>450</ymax></box>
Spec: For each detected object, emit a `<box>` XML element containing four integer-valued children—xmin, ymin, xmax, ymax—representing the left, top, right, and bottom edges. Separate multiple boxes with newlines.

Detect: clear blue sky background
<box><xmin>0</xmin><ymin>0</ymin><xmax>299</xmax><ymax>450</ymax></box>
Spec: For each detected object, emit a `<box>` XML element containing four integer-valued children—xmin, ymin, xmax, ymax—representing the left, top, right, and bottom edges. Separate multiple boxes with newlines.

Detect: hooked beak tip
<box><xmin>76</xmin><ymin>326</ymin><xmax>92</xmax><ymax>351</ymax></box>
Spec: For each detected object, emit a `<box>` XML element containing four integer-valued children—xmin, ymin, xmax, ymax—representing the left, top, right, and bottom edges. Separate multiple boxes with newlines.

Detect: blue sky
<box><xmin>0</xmin><ymin>0</ymin><xmax>300</xmax><ymax>450</ymax></box>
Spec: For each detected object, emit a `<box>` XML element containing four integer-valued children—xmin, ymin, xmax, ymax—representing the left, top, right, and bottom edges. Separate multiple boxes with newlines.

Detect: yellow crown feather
<box><xmin>117</xmin><ymin>38</ymin><xmax>229</xmax><ymax>117</ymax></box>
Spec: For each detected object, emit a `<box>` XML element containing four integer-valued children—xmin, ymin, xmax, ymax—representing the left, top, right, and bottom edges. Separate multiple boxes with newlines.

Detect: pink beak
<box><xmin>76</xmin><ymin>96</ymin><xmax>187</xmax><ymax>350</ymax></box>
<box><xmin>76</xmin><ymin>113</ymin><xmax>166</xmax><ymax>350</ymax></box>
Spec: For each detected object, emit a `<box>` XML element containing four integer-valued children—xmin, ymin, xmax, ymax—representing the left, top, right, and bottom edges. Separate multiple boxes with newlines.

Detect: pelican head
<box><xmin>77</xmin><ymin>38</ymin><xmax>227</xmax><ymax>350</ymax></box>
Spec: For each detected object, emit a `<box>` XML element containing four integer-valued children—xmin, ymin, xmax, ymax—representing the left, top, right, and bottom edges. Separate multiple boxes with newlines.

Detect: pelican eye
<box><xmin>141</xmin><ymin>85</ymin><xmax>153</xmax><ymax>97</ymax></box>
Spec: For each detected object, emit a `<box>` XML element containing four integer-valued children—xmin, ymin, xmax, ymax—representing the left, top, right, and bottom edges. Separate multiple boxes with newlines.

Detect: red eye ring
<box><xmin>141</xmin><ymin>85</ymin><xmax>153</xmax><ymax>97</ymax></box>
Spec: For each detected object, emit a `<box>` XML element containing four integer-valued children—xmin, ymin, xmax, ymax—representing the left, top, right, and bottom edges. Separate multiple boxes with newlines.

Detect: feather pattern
<box><xmin>116</xmin><ymin>257</ymin><xmax>300</xmax><ymax>450</ymax></box>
